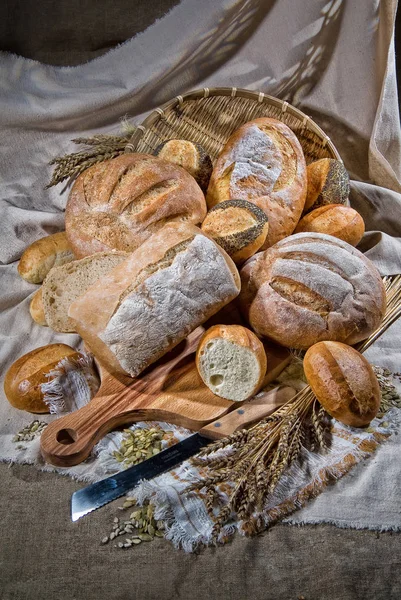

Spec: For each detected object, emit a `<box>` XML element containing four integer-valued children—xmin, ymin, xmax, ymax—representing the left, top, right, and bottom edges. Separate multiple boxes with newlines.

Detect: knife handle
<box><xmin>198</xmin><ymin>385</ymin><xmax>295</xmax><ymax>441</ymax></box>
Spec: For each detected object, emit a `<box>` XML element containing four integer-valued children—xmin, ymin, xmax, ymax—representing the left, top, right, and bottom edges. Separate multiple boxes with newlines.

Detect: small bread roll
<box><xmin>196</xmin><ymin>325</ymin><xmax>267</xmax><ymax>402</ymax></box>
<box><xmin>18</xmin><ymin>232</ymin><xmax>75</xmax><ymax>284</ymax></box>
<box><xmin>304</xmin><ymin>341</ymin><xmax>381</xmax><ymax>427</ymax></box>
<box><xmin>295</xmin><ymin>204</ymin><xmax>365</xmax><ymax>246</ymax></box>
<box><xmin>4</xmin><ymin>344</ymin><xmax>80</xmax><ymax>413</ymax></box>
<box><xmin>29</xmin><ymin>288</ymin><xmax>47</xmax><ymax>326</ymax></box>
<box><xmin>154</xmin><ymin>139</ymin><xmax>213</xmax><ymax>192</ymax></box>
<box><xmin>201</xmin><ymin>199</ymin><xmax>269</xmax><ymax>264</ymax></box>
<box><xmin>304</xmin><ymin>158</ymin><xmax>350</xmax><ymax>213</ymax></box>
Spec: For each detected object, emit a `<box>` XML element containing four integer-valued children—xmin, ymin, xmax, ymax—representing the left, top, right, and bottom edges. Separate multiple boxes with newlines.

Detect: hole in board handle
<box><xmin>56</xmin><ymin>428</ymin><xmax>78</xmax><ymax>445</ymax></box>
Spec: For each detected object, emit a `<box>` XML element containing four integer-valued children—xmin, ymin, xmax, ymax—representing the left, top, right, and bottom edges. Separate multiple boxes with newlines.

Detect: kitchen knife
<box><xmin>71</xmin><ymin>385</ymin><xmax>295</xmax><ymax>521</ymax></box>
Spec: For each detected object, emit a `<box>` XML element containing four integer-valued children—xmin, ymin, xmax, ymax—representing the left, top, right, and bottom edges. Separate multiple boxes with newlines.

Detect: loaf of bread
<box><xmin>65</xmin><ymin>153</ymin><xmax>207</xmax><ymax>258</ymax></box>
<box><xmin>18</xmin><ymin>231</ymin><xmax>75</xmax><ymax>284</ymax></box>
<box><xmin>196</xmin><ymin>325</ymin><xmax>267</xmax><ymax>401</ymax></box>
<box><xmin>154</xmin><ymin>139</ymin><xmax>213</xmax><ymax>192</ymax></box>
<box><xmin>29</xmin><ymin>288</ymin><xmax>47</xmax><ymax>326</ymax></box>
<box><xmin>201</xmin><ymin>199</ymin><xmax>269</xmax><ymax>264</ymax></box>
<box><xmin>304</xmin><ymin>158</ymin><xmax>349</xmax><ymax>213</ymax></box>
<box><xmin>42</xmin><ymin>251</ymin><xmax>128</xmax><ymax>333</ymax></box>
<box><xmin>294</xmin><ymin>204</ymin><xmax>365</xmax><ymax>246</ymax></box>
<box><xmin>206</xmin><ymin>117</ymin><xmax>307</xmax><ymax>248</ymax></box>
<box><xmin>69</xmin><ymin>222</ymin><xmax>241</xmax><ymax>378</ymax></box>
<box><xmin>239</xmin><ymin>232</ymin><xmax>386</xmax><ymax>349</ymax></box>
<box><xmin>304</xmin><ymin>341</ymin><xmax>381</xmax><ymax>427</ymax></box>
<box><xmin>4</xmin><ymin>344</ymin><xmax>80</xmax><ymax>413</ymax></box>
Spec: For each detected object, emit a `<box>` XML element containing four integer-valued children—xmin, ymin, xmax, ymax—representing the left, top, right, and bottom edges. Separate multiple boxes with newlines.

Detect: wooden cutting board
<box><xmin>40</xmin><ymin>327</ymin><xmax>291</xmax><ymax>467</ymax></box>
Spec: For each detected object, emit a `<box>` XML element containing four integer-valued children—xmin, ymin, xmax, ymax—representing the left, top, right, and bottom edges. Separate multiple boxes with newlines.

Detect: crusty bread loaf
<box><xmin>42</xmin><ymin>251</ymin><xmax>128</xmax><ymax>333</ymax></box>
<box><xmin>154</xmin><ymin>139</ymin><xmax>213</xmax><ymax>192</ymax></box>
<box><xmin>304</xmin><ymin>158</ymin><xmax>349</xmax><ymax>213</ymax></box>
<box><xmin>294</xmin><ymin>204</ymin><xmax>365</xmax><ymax>246</ymax></box>
<box><xmin>239</xmin><ymin>232</ymin><xmax>386</xmax><ymax>349</ymax></box>
<box><xmin>4</xmin><ymin>344</ymin><xmax>80</xmax><ymax>413</ymax></box>
<box><xmin>304</xmin><ymin>341</ymin><xmax>381</xmax><ymax>427</ymax></box>
<box><xmin>206</xmin><ymin>117</ymin><xmax>307</xmax><ymax>248</ymax></box>
<box><xmin>201</xmin><ymin>199</ymin><xmax>269</xmax><ymax>264</ymax></box>
<box><xmin>69</xmin><ymin>222</ymin><xmax>241</xmax><ymax>378</ymax></box>
<box><xmin>196</xmin><ymin>325</ymin><xmax>267</xmax><ymax>401</ymax></box>
<box><xmin>29</xmin><ymin>288</ymin><xmax>47</xmax><ymax>326</ymax></box>
<box><xmin>65</xmin><ymin>153</ymin><xmax>207</xmax><ymax>258</ymax></box>
<box><xmin>18</xmin><ymin>231</ymin><xmax>75</xmax><ymax>284</ymax></box>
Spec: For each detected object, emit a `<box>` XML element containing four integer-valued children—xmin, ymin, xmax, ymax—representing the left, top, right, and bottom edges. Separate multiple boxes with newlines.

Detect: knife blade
<box><xmin>71</xmin><ymin>385</ymin><xmax>295</xmax><ymax>521</ymax></box>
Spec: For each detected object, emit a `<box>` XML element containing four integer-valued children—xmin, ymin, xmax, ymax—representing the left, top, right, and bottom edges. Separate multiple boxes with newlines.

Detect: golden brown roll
<box><xmin>4</xmin><ymin>344</ymin><xmax>80</xmax><ymax>413</ymax></box>
<box><xmin>304</xmin><ymin>158</ymin><xmax>349</xmax><ymax>213</ymax></box>
<box><xmin>206</xmin><ymin>117</ymin><xmax>307</xmax><ymax>248</ymax></box>
<box><xmin>154</xmin><ymin>139</ymin><xmax>213</xmax><ymax>192</ymax></box>
<box><xmin>201</xmin><ymin>199</ymin><xmax>269</xmax><ymax>263</ymax></box>
<box><xmin>196</xmin><ymin>324</ymin><xmax>267</xmax><ymax>401</ymax></box>
<box><xmin>239</xmin><ymin>232</ymin><xmax>386</xmax><ymax>350</ymax></box>
<box><xmin>294</xmin><ymin>204</ymin><xmax>365</xmax><ymax>246</ymax></box>
<box><xmin>65</xmin><ymin>153</ymin><xmax>207</xmax><ymax>258</ymax></box>
<box><xmin>304</xmin><ymin>341</ymin><xmax>381</xmax><ymax>427</ymax></box>
<box><xmin>18</xmin><ymin>231</ymin><xmax>75</xmax><ymax>284</ymax></box>
<box><xmin>29</xmin><ymin>288</ymin><xmax>47</xmax><ymax>327</ymax></box>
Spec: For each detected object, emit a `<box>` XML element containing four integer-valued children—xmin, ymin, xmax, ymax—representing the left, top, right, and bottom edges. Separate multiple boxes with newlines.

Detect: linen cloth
<box><xmin>0</xmin><ymin>0</ymin><xmax>400</xmax><ymax>539</ymax></box>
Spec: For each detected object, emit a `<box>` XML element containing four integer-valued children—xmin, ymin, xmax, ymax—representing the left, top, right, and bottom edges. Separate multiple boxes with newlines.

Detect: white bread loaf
<box><xmin>239</xmin><ymin>232</ymin><xmax>386</xmax><ymax>349</ymax></box>
<box><xmin>69</xmin><ymin>223</ymin><xmax>241</xmax><ymax>378</ymax></box>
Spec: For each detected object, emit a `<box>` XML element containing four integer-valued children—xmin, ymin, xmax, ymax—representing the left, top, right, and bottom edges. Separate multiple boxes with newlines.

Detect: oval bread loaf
<box><xmin>4</xmin><ymin>344</ymin><xmax>80</xmax><ymax>413</ymax></box>
<box><xmin>65</xmin><ymin>153</ymin><xmax>207</xmax><ymax>258</ymax></box>
<box><xmin>304</xmin><ymin>158</ymin><xmax>349</xmax><ymax>213</ymax></box>
<box><xmin>201</xmin><ymin>199</ymin><xmax>269</xmax><ymax>263</ymax></box>
<box><xmin>304</xmin><ymin>341</ymin><xmax>381</xmax><ymax>427</ymax></box>
<box><xmin>294</xmin><ymin>204</ymin><xmax>365</xmax><ymax>246</ymax></box>
<box><xmin>154</xmin><ymin>139</ymin><xmax>213</xmax><ymax>192</ymax></box>
<box><xmin>30</xmin><ymin>288</ymin><xmax>47</xmax><ymax>326</ymax></box>
<box><xmin>18</xmin><ymin>231</ymin><xmax>75</xmax><ymax>284</ymax></box>
<box><xmin>196</xmin><ymin>325</ymin><xmax>267</xmax><ymax>401</ymax></box>
<box><xmin>239</xmin><ymin>232</ymin><xmax>386</xmax><ymax>349</ymax></box>
<box><xmin>69</xmin><ymin>222</ymin><xmax>241</xmax><ymax>378</ymax></box>
<box><xmin>206</xmin><ymin>117</ymin><xmax>307</xmax><ymax>248</ymax></box>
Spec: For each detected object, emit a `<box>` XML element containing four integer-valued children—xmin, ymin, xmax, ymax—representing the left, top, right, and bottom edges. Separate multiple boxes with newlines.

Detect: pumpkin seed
<box><xmin>139</xmin><ymin>533</ymin><xmax>153</xmax><ymax>541</ymax></box>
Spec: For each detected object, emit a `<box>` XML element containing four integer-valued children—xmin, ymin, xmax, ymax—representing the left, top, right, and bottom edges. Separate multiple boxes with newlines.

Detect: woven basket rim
<box><xmin>127</xmin><ymin>86</ymin><xmax>341</xmax><ymax>162</ymax></box>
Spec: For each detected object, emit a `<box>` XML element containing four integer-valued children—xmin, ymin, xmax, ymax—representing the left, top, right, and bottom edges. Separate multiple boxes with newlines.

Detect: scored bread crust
<box><xmin>69</xmin><ymin>223</ymin><xmax>241</xmax><ymax>378</ymax></box>
<box><xmin>65</xmin><ymin>153</ymin><xmax>207</xmax><ymax>258</ymax></box>
<box><xmin>304</xmin><ymin>158</ymin><xmax>350</xmax><ymax>213</ymax></box>
<box><xmin>239</xmin><ymin>232</ymin><xmax>386</xmax><ymax>349</ymax></box>
<box><xmin>206</xmin><ymin>118</ymin><xmax>307</xmax><ymax>248</ymax></box>
<box><xmin>304</xmin><ymin>341</ymin><xmax>380</xmax><ymax>427</ymax></box>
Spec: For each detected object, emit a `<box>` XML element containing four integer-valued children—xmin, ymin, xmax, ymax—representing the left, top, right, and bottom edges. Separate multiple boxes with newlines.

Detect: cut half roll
<box><xmin>196</xmin><ymin>325</ymin><xmax>267</xmax><ymax>402</ymax></box>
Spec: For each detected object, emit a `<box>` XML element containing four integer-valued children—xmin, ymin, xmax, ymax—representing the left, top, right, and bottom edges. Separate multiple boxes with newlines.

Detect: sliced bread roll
<box><xmin>42</xmin><ymin>251</ymin><xmax>128</xmax><ymax>333</ymax></box>
<box><xmin>196</xmin><ymin>325</ymin><xmax>267</xmax><ymax>401</ymax></box>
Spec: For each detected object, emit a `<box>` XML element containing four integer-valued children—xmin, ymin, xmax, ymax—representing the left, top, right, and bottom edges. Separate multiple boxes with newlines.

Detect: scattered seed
<box><xmin>101</xmin><ymin>537</ymin><xmax>109</xmax><ymax>544</ymax></box>
<box><xmin>139</xmin><ymin>533</ymin><xmax>153</xmax><ymax>541</ymax></box>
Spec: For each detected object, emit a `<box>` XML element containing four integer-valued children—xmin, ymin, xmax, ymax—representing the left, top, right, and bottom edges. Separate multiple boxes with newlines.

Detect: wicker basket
<box><xmin>126</xmin><ymin>87</ymin><xmax>341</xmax><ymax>165</ymax></box>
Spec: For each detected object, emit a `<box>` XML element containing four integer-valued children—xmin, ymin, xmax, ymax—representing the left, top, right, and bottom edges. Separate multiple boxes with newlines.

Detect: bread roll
<box><xmin>295</xmin><ymin>204</ymin><xmax>365</xmax><ymax>246</ymax></box>
<box><xmin>69</xmin><ymin>222</ymin><xmax>241</xmax><ymax>378</ymax></box>
<box><xmin>42</xmin><ymin>251</ymin><xmax>128</xmax><ymax>333</ymax></box>
<box><xmin>304</xmin><ymin>158</ymin><xmax>349</xmax><ymax>213</ymax></box>
<box><xmin>4</xmin><ymin>344</ymin><xmax>80</xmax><ymax>413</ymax></box>
<box><xmin>206</xmin><ymin>117</ymin><xmax>307</xmax><ymax>248</ymax></box>
<box><xmin>18</xmin><ymin>231</ymin><xmax>75</xmax><ymax>284</ymax></box>
<box><xmin>196</xmin><ymin>325</ymin><xmax>267</xmax><ymax>401</ymax></box>
<box><xmin>201</xmin><ymin>199</ymin><xmax>269</xmax><ymax>264</ymax></box>
<box><xmin>29</xmin><ymin>288</ymin><xmax>47</xmax><ymax>326</ymax></box>
<box><xmin>65</xmin><ymin>153</ymin><xmax>207</xmax><ymax>258</ymax></box>
<box><xmin>154</xmin><ymin>139</ymin><xmax>213</xmax><ymax>192</ymax></box>
<box><xmin>239</xmin><ymin>232</ymin><xmax>386</xmax><ymax>349</ymax></box>
<box><xmin>304</xmin><ymin>341</ymin><xmax>381</xmax><ymax>427</ymax></box>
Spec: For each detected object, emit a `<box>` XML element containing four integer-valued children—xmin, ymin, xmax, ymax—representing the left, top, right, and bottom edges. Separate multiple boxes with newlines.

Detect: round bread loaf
<box><xmin>239</xmin><ymin>232</ymin><xmax>386</xmax><ymax>349</ymax></box>
<box><xmin>65</xmin><ymin>153</ymin><xmax>207</xmax><ymax>258</ymax></box>
<box><xmin>4</xmin><ymin>344</ymin><xmax>80</xmax><ymax>413</ymax></box>
<box><xmin>154</xmin><ymin>139</ymin><xmax>213</xmax><ymax>192</ymax></box>
<box><xmin>294</xmin><ymin>204</ymin><xmax>365</xmax><ymax>246</ymax></box>
<box><xmin>18</xmin><ymin>231</ymin><xmax>75</xmax><ymax>284</ymax></box>
<box><xmin>201</xmin><ymin>199</ymin><xmax>269</xmax><ymax>263</ymax></box>
<box><xmin>304</xmin><ymin>158</ymin><xmax>349</xmax><ymax>213</ymax></box>
<box><xmin>196</xmin><ymin>325</ymin><xmax>267</xmax><ymax>401</ymax></box>
<box><xmin>206</xmin><ymin>117</ymin><xmax>307</xmax><ymax>248</ymax></box>
<box><xmin>29</xmin><ymin>287</ymin><xmax>47</xmax><ymax>326</ymax></box>
<box><xmin>304</xmin><ymin>341</ymin><xmax>381</xmax><ymax>427</ymax></box>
